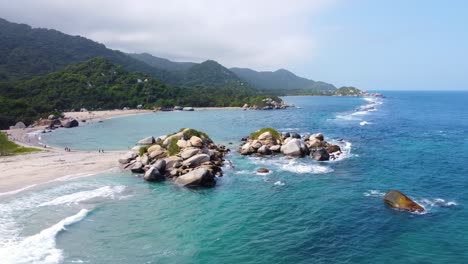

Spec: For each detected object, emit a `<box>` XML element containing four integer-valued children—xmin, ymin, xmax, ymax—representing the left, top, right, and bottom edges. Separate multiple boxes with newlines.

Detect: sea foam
<box><xmin>39</xmin><ymin>185</ymin><xmax>126</xmax><ymax>207</ymax></box>
<box><xmin>0</xmin><ymin>209</ymin><xmax>90</xmax><ymax>264</ymax></box>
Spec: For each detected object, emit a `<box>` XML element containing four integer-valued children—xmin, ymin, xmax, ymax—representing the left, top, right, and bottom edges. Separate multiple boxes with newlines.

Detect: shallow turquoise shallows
<box><xmin>1</xmin><ymin>92</ymin><xmax>468</xmax><ymax>264</ymax></box>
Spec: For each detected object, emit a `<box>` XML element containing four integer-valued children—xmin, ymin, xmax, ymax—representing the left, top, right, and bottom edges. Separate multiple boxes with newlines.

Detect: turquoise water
<box><xmin>1</xmin><ymin>92</ymin><xmax>468</xmax><ymax>263</ymax></box>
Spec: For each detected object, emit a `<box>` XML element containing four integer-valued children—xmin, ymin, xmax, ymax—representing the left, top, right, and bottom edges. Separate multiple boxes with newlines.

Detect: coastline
<box><xmin>0</xmin><ymin>149</ymin><xmax>124</xmax><ymax>194</ymax></box>
<box><xmin>0</xmin><ymin>109</ymin><xmax>151</xmax><ymax>195</ymax></box>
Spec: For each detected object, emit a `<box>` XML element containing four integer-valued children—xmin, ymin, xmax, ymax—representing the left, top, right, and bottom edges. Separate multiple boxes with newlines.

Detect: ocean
<box><xmin>1</xmin><ymin>91</ymin><xmax>468</xmax><ymax>263</ymax></box>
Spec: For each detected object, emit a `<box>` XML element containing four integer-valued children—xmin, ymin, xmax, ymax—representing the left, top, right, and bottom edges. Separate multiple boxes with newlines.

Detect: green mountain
<box><xmin>230</xmin><ymin>67</ymin><xmax>336</xmax><ymax>92</ymax></box>
<box><xmin>0</xmin><ymin>57</ymin><xmax>264</xmax><ymax>128</ymax></box>
<box><xmin>334</xmin><ymin>86</ymin><xmax>365</xmax><ymax>96</ymax></box>
<box><xmin>0</xmin><ymin>18</ymin><xmax>170</xmax><ymax>81</ymax></box>
<box><xmin>129</xmin><ymin>53</ymin><xmax>248</xmax><ymax>89</ymax></box>
<box><xmin>129</xmin><ymin>53</ymin><xmax>337</xmax><ymax>92</ymax></box>
<box><xmin>129</xmin><ymin>53</ymin><xmax>196</xmax><ymax>72</ymax></box>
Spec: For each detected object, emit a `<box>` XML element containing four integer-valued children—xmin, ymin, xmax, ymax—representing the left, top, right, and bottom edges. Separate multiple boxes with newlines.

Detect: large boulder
<box><xmin>175</xmin><ymin>168</ymin><xmax>214</xmax><ymax>187</ymax></box>
<box><xmin>311</xmin><ymin>149</ymin><xmax>330</xmax><ymax>161</ymax></box>
<box><xmin>180</xmin><ymin>148</ymin><xmax>200</xmax><ymax>159</ymax></box>
<box><xmin>307</xmin><ymin>138</ymin><xmax>324</xmax><ymax>148</ymax></box>
<box><xmin>162</xmin><ymin>132</ymin><xmax>183</xmax><ymax>147</ymax></box>
<box><xmin>144</xmin><ymin>167</ymin><xmax>164</xmax><ymax>182</ymax></box>
<box><xmin>62</xmin><ymin>118</ymin><xmax>79</xmax><ymax>128</ymax></box>
<box><xmin>14</xmin><ymin>121</ymin><xmax>27</xmax><ymax>129</ymax></box>
<box><xmin>141</xmin><ymin>154</ymin><xmax>149</xmax><ymax>165</ymax></box>
<box><xmin>280</xmin><ymin>138</ymin><xmax>303</xmax><ymax>156</ymax></box>
<box><xmin>258</xmin><ymin>131</ymin><xmax>277</xmax><ymax>146</ymax></box>
<box><xmin>118</xmin><ymin>151</ymin><xmax>138</xmax><ymax>164</ymax></box>
<box><xmin>153</xmin><ymin>159</ymin><xmax>166</xmax><ymax>173</ymax></box>
<box><xmin>138</xmin><ymin>136</ymin><xmax>155</xmax><ymax>145</ymax></box>
<box><xmin>257</xmin><ymin>145</ymin><xmax>271</xmax><ymax>155</ymax></box>
<box><xmin>147</xmin><ymin>144</ymin><xmax>163</xmax><ymax>153</ymax></box>
<box><xmin>149</xmin><ymin>149</ymin><xmax>166</xmax><ymax>160</ymax></box>
<box><xmin>189</xmin><ymin>136</ymin><xmax>203</xmax><ymax>147</ymax></box>
<box><xmin>270</xmin><ymin>145</ymin><xmax>281</xmax><ymax>152</ymax></box>
<box><xmin>311</xmin><ymin>133</ymin><xmax>324</xmax><ymax>141</ymax></box>
<box><xmin>177</xmin><ymin>139</ymin><xmax>188</xmax><ymax>148</ymax></box>
<box><xmin>182</xmin><ymin>154</ymin><xmax>210</xmax><ymax>168</ymax></box>
<box><xmin>383</xmin><ymin>190</ymin><xmax>425</xmax><ymax>212</ymax></box>
<box><xmin>251</xmin><ymin>140</ymin><xmax>262</xmax><ymax>150</ymax></box>
<box><xmin>130</xmin><ymin>161</ymin><xmax>144</xmax><ymax>173</ymax></box>
<box><xmin>164</xmin><ymin>156</ymin><xmax>183</xmax><ymax>171</ymax></box>
<box><xmin>240</xmin><ymin>142</ymin><xmax>253</xmax><ymax>155</ymax></box>
<box><xmin>327</xmin><ymin>145</ymin><xmax>341</xmax><ymax>154</ymax></box>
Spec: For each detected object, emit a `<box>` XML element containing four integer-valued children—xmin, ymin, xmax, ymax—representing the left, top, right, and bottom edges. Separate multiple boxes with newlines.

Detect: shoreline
<box><xmin>0</xmin><ymin>109</ymin><xmax>152</xmax><ymax>195</ymax></box>
<box><xmin>0</xmin><ymin>149</ymin><xmax>125</xmax><ymax>194</ymax></box>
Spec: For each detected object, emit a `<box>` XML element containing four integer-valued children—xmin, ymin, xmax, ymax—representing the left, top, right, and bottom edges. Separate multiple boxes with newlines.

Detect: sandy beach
<box><xmin>62</xmin><ymin>109</ymin><xmax>152</xmax><ymax>122</ymax></box>
<box><xmin>0</xmin><ymin>149</ymin><xmax>124</xmax><ymax>194</ymax></box>
<box><xmin>0</xmin><ymin>109</ymin><xmax>151</xmax><ymax>194</ymax></box>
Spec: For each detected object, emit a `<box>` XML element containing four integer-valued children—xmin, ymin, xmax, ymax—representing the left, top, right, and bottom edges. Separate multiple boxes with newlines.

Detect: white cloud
<box><xmin>0</xmin><ymin>0</ymin><xmax>336</xmax><ymax>69</ymax></box>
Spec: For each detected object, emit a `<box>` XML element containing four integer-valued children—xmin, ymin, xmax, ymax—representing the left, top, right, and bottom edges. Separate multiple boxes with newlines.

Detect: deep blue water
<box><xmin>1</xmin><ymin>92</ymin><xmax>468</xmax><ymax>263</ymax></box>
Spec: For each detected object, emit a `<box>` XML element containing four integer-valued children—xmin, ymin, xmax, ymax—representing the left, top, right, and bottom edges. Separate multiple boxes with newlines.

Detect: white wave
<box><xmin>0</xmin><ymin>209</ymin><xmax>90</xmax><ymax>264</ymax></box>
<box><xmin>327</xmin><ymin>140</ymin><xmax>353</xmax><ymax>162</ymax></box>
<box><xmin>334</xmin><ymin>97</ymin><xmax>382</xmax><ymax>123</ymax></box>
<box><xmin>363</xmin><ymin>189</ymin><xmax>386</xmax><ymax>197</ymax></box>
<box><xmin>248</xmin><ymin>156</ymin><xmax>334</xmax><ymax>174</ymax></box>
<box><xmin>0</xmin><ymin>184</ymin><xmax>39</xmax><ymax>197</ymax></box>
<box><xmin>53</xmin><ymin>167</ymin><xmax>118</xmax><ymax>182</ymax></box>
<box><xmin>39</xmin><ymin>186</ymin><xmax>126</xmax><ymax>207</ymax></box>
<box><xmin>360</xmin><ymin>121</ymin><xmax>371</xmax><ymax>126</ymax></box>
<box><xmin>418</xmin><ymin>198</ymin><xmax>457</xmax><ymax>208</ymax></box>
<box><xmin>234</xmin><ymin>170</ymin><xmax>250</xmax><ymax>175</ymax></box>
<box><xmin>274</xmin><ymin>181</ymin><xmax>286</xmax><ymax>186</ymax></box>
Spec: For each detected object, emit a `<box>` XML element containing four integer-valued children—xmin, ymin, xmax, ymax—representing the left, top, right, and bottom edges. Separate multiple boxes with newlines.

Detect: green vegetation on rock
<box><xmin>250</xmin><ymin>128</ymin><xmax>281</xmax><ymax>140</ymax></box>
<box><xmin>139</xmin><ymin>146</ymin><xmax>148</xmax><ymax>157</ymax></box>
<box><xmin>0</xmin><ymin>133</ymin><xmax>40</xmax><ymax>156</ymax></box>
<box><xmin>182</xmin><ymin>128</ymin><xmax>211</xmax><ymax>141</ymax></box>
<box><xmin>167</xmin><ymin>138</ymin><xmax>180</xmax><ymax>156</ymax></box>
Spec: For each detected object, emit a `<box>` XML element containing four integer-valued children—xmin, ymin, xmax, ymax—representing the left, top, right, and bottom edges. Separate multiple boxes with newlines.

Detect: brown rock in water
<box><xmin>383</xmin><ymin>190</ymin><xmax>425</xmax><ymax>212</ymax></box>
<box><xmin>257</xmin><ymin>168</ymin><xmax>269</xmax><ymax>173</ymax></box>
<box><xmin>327</xmin><ymin>145</ymin><xmax>341</xmax><ymax>154</ymax></box>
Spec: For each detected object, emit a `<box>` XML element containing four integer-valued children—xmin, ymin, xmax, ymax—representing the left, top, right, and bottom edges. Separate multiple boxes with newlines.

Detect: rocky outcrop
<box><xmin>61</xmin><ymin>118</ymin><xmax>79</xmax><ymax>128</ymax></box>
<box><xmin>239</xmin><ymin>128</ymin><xmax>344</xmax><ymax>162</ymax></box>
<box><xmin>119</xmin><ymin>128</ymin><xmax>227</xmax><ymax>188</ymax></box>
<box><xmin>383</xmin><ymin>190</ymin><xmax>425</xmax><ymax>212</ymax></box>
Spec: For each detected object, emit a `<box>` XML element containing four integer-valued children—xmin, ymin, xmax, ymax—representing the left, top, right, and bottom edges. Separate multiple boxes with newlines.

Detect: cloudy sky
<box><xmin>1</xmin><ymin>0</ymin><xmax>467</xmax><ymax>90</ymax></box>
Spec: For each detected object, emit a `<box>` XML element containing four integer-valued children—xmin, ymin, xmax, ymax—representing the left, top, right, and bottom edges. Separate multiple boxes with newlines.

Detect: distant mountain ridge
<box><xmin>230</xmin><ymin>67</ymin><xmax>336</xmax><ymax>92</ymax></box>
<box><xmin>0</xmin><ymin>18</ymin><xmax>170</xmax><ymax>82</ymax></box>
<box><xmin>129</xmin><ymin>52</ymin><xmax>336</xmax><ymax>92</ymax></box>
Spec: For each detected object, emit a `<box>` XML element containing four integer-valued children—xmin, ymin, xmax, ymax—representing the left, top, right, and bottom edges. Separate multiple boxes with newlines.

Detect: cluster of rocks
<box><xmin>239</xmin><ymin>129</ymin><xmax>342</xmax><ymax>161</ymax></box>
<box><xmin>34</xmin><ymin>115</ymin><xmax>79</xmax><ymax>129</ymax></box>
<box><xmin>118</xmin><ymin>128</ymin><xmax>228</xmax><ymax>187</ymax></box>
<box><xmin>155</xmin><ymin>106</ymin><xmax>194</xmax><ymax>112</ymax></box>
<box><xmin>242</xmin><ymin>98</ymin><xmax>289</xmax><ymax>110</ymax></box>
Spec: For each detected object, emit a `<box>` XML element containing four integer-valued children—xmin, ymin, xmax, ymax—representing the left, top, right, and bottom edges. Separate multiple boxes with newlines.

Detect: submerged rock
<box><xmin>383</xmin><ymin>190</ymin><xmax>425</xmax><ymax>212</ymax></box>
<box><xmin>257</xmin><ymin>168</ymin><xmax>269</xmax><ymax>173</ymax></box>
